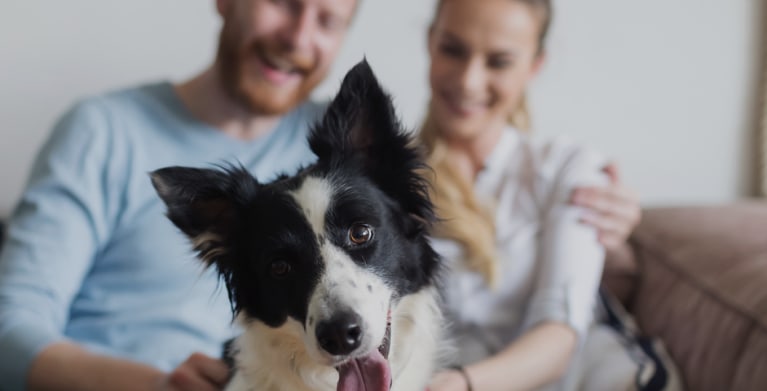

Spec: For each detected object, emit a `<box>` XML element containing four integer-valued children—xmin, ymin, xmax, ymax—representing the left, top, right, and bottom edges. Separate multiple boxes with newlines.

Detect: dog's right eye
<box><xmin>270</xmin><ymin>260</ymin><xmax>292</xmax><ymax>278</ymax></box>
<box><xmin>348</xmin><ymin>223</ymin><xmax>373</xmax><ymax>245</ymax></box>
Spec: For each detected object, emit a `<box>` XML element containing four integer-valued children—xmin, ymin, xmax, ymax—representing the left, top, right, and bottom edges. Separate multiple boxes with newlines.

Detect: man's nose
<box><xmin>280</xmin><ymin>7</ymin><xmax>317</xmax><ymax>52</ymax></box>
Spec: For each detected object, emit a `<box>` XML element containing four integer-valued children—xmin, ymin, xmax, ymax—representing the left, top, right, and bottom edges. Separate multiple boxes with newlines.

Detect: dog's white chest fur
<box><xmin>225</xmin><ymin>289</ymin><xmax>442</xmax><ymax>391</ymax></box>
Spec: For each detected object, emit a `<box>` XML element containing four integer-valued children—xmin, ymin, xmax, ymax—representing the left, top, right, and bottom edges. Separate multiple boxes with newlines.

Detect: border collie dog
<box><xmin>151</xmin><ymin>60</ymin><xmax>443</xmax><ymax>391</ymax></box>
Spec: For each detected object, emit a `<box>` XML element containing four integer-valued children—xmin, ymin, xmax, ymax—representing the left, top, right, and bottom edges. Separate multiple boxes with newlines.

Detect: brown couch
<box><xmin>603</xmin><ymin>202</ymin><xmax>767</xmax><ymax>391</ymax></box>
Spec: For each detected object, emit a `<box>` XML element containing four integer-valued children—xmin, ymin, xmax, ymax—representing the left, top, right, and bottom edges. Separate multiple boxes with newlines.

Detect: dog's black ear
<box><xmin>310</xmin><ymin>59</ymin><xmax>435</xmax><ymax>230</ymax></box>
<box><xmin>150</xmin><ymin>166</ymin><xmax>259</xmax><ymax>265</ymax></box>
<box><xmin>310</xmin><ymin>59</ymin><xmax>397</xmax><ymax>162</ymax></box>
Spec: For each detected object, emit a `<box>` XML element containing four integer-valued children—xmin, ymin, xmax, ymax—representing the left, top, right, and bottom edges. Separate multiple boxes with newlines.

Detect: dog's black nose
<box><xmin>316</xmin><ymin>312</ymin><xmax>363</xmax><ymax>356</ymax></box>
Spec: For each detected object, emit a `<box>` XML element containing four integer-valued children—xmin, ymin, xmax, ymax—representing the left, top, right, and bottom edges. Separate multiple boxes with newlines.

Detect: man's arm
<box><xmin>28</xmin><ymin>342</ymin><xmax>165</xmax><ymax>391</ymax></box>
<box><xmin>0</xmin><ymin>99</ymin><xmax>231</xmax><ymax>391</ymax></box>
<box><xmin>28</xmin><ymin>342</ymin><xmax>229</xmax><ymax>391</ymax></box>
<box><xmin>0</xmin><ymin>101</ymin><xmax>115</xmax><ymax>390</ymax></box>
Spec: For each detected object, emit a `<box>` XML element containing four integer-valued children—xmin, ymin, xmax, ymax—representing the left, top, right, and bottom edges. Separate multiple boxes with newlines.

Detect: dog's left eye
<box><xmin>348</xmin><ymin>223</ymin><xmax>373</xmax><ymax>245</ymax></box>
<box><xmin>270</xmin><ymin>260</ymin><xmax>292</xmax><ymax>278</ymax></box>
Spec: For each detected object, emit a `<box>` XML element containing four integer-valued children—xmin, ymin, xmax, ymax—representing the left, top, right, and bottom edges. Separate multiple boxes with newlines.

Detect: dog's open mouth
<box><xmin>335</xmin><ymin>315</ymin><xmax>392</xmax><ymax>391</ymax></box>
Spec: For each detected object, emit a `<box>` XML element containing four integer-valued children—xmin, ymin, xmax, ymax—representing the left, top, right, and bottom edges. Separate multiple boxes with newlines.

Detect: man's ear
<box><xmin>150</xmin><ymin>166</ymin><xmax>259</xmax><ymax>265</ymax></box>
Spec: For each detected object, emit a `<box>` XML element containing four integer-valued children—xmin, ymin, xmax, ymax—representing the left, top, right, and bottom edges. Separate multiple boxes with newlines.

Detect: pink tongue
<box><xmin>336</xmin><ymin>350</ymin><xmax>391</xmax><ymax>391</ymax></box>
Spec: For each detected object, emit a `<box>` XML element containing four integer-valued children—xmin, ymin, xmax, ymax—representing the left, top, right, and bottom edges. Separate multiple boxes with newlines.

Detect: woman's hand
<box><xmin>427</xmin><ymin>369</ymin><xmax>471</xmax><ymax>391</ymax></box>
<box><xmin>571</xmin><ymin>162</ymin><xmax>641</xmax><ymax>251</ymax></box>
<box><xmin>156</xmin><ymin>353</ymin><xmax>229</xmax><ymax>391</ymax></box>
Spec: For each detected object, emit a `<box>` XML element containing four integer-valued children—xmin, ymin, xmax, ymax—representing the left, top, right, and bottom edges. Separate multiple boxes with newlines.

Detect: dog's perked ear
<box><xmin>310</xmin><ymin>59</ymin><xmax>435</xmax><ymax>229</ymax></box>
<box><xmin>309</xmin><ymin>59</ymin><xmax>393</xmax><ymax>161</ymax></box>
<box><xmin>149</xmin><ymin>166</ymin><xmax>259</xmax><ymax>266</ymax></box>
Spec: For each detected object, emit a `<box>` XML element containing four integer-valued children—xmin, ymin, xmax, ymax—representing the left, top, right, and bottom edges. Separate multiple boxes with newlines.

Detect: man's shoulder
<box><xmin>291</xmin><ymin>98</ymin><xmax>330</xmax><ymax>124</ymax></box>
<box><xmin>277</xmin><ymin>98</ymin><xmax>329</xmax><ymax>142</ymax></box>
<box><xmin>44</xmin><ymin>81</ymin><xmax>178</xmax><ymax>154</ymax></box>
<box><xmin>78</xmin><ymin>81</ymin><xmax>175</xmax><ymax>115</ymax></box>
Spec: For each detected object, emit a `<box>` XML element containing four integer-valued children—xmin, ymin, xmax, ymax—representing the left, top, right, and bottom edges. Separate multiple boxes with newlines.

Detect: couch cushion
<box><xmin>630</xmin><ymin>202</ymin><xmax>767</xmax><ymax>391</ymax></box>
<box><xmin>602</xmin><ymin>242</ymin><xmax>640</xmax><ymax>308</ymax></box>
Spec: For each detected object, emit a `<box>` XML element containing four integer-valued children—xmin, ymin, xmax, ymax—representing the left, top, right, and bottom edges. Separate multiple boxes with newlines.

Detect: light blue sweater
<box><xmin>0</xmin><ymin>83</ymin><xmax>326</xmax><ymax>390</ymax></box>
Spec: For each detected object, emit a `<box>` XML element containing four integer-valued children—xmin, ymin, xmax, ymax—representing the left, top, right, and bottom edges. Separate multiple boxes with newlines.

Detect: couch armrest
<box><xmin>629</xmin><ymin>202</ymin><xmax>767</xmax><ymax>391</ymax></box>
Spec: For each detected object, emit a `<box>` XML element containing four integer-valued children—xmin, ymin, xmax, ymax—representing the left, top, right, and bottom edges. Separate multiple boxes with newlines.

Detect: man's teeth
<box><xmin>264</xmin><ymin>55</ymin><xmax>295</xmax><ymax>72</ymax></box>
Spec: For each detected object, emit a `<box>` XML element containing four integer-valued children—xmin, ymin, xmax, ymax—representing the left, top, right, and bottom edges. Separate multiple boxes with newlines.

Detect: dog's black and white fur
<box><xmin>151</xmin><ymin>60</ymin><xmax>443</xmax><ymax>391</ymax></box>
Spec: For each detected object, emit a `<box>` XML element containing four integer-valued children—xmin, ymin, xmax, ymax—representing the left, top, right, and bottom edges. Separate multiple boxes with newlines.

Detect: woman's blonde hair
<box><xmin>422</xmin><ymin>0</ymin><xmax>551</xmax><ymax>286</ymax></box>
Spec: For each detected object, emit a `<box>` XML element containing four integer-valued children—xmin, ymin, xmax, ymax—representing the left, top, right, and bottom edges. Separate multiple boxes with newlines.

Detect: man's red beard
<box><xmin>215</xmin><ymin>20</ymin><xmax>327</xmax><ymax>116</ymax></box>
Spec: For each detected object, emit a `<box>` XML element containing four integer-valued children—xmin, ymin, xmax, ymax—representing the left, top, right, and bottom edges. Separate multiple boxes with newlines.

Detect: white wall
<box><xmin>0</xmin><ymin>0</ymin><xmax>762</xmax><ymax>216</ymax></box>
<box><xmin>531</xmin><ymin>0</ymin><xmax>764</xmax><ymax>206</ymax></box>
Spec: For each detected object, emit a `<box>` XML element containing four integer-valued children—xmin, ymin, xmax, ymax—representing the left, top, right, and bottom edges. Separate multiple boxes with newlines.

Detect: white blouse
<box><xmin>431</xmin><ymin>127</ymin><xmax>609</xmax><ymax>367</ymax></box>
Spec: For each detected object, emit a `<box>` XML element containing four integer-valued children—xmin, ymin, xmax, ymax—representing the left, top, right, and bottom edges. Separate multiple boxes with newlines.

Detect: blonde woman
<box><xmin>422</xmin><ymin>1</ymin><xmax>677</xmax><ymax>390</ymax></box>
